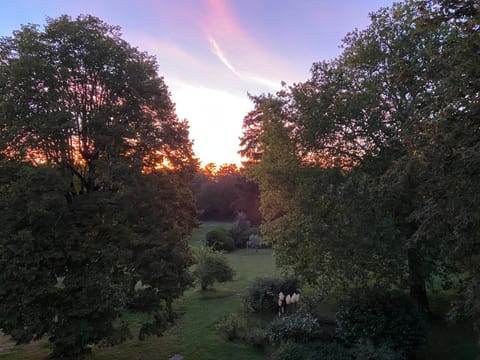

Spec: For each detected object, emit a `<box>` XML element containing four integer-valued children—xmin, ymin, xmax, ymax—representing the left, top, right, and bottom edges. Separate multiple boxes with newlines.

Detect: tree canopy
<box><xmin>192</xmin><ymin>163</ymin><xmax>261</xmax><ymax>224</ymax></box>
<box><xmin>0</xmin><ymin>15</ymin><xmax>197</xmax><ymax>358</ymax></box>
<box><xmin>241</xmin><ymin>0</ymin><xmax>479</xmax><ymax>331</ymax></box>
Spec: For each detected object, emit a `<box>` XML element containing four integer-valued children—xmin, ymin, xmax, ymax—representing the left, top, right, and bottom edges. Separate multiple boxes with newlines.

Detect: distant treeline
<box><xmin>192</xmin><ymin>163</ymin><xmax>261</xmax><ymax>224</ymax></box>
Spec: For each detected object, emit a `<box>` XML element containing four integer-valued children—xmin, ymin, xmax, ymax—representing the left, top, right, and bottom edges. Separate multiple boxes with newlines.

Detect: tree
<box><xmin>410</xmin><ymin>0</ymin><xmax>480</xmax><ymax>331</ymax></box>
<box><xmin>192</xmin><ymin>163</ymin><xmax>261</xmax><ymax>223</ymax></box>
<box><xmin>0</xmin><ymin>15</ymin><xmax>197</xmax><ymax>358</ymax></box>
<box><xmin>193</xmin><ymin>247</ymin><xmax>235</xmax><ymax>291</ymax></box>
<box><xmin>205</xmin><ymin>227</ymin><xmax>235</xmax><ymax>252</ymax></box>
<box><xmin>241</xmin><ymin>0</ymin><xmax>479</xmax><ymax>322</ymax></box>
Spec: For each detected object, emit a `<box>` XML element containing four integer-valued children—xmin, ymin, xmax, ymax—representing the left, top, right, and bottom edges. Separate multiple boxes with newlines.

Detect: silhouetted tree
<box><xmin>0</xmin><ymin>15</ymin><xmax>196</xmax><ymax>358</ymax></box>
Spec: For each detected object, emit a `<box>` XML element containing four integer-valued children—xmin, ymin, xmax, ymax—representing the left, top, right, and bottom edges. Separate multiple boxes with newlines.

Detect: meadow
<box><xmin>0</xmin><ymin>222</ymin><xmax>478</xmax><ymax>359</ymax></box>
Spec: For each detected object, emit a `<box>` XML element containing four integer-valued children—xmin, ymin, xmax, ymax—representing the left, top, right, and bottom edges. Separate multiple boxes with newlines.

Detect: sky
<box><xmin>0</xmin><ymin>0</ymin><xmax>396</xmax><ymax>166</ymax></box>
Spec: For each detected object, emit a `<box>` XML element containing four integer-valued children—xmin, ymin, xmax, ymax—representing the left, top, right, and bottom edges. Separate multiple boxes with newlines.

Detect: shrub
<box><xmin>215</xmin><ymin>313</ymin><xmax>248</xmax><ymax>341</ymax></box>
<box><xmin>193</xmin><ymin>247</ymin><xmax>235</xmax><ymax>290</ymax></box>
<box><xmin>352</xmin><ymin>340</ymin><xmax>403</xmax><ymax>360</ymax></box>
<box><xmin>269</xmin><ymin>312</ymin><xmax>321</xmax><ymax>345</ymax></box>
<box><xmin>205</xmin><ymin>227</ymin><xmax>235</xmax><ymax>252</ymax></box>
<box><xmin>229</xmin><ymin>220</ymin><xmax>258</xmax><ymax>248</ymax></box>
<box><xmin>272</xmin><ymin>340</ymin><xmax>401</xmax><ymax>360</ymax></box>
<box><xmin>244</xmin><ymin>327</ymin><xmax>269</xmax><ymax>349</ymax></box>
<box><xmin>296</xmin><ymin>287</ymin><xmax>327</xmax><ymax>318</ymax></box>
<box><xmin>272</xmin><ymin>341</ymin><xmax>353</xmax><ymax>360</ymax></box>
<box><xmin>272</xmin><ymin>341</ymin><xmax>317</xmax><ymax>360</ymax></box>
<box><xmin>243</xmin><ymin>277</ymin><xmax>299</xmax><ymax>313</ymax></box>
<box><xmin>335</xmin><ymin>289</ymin><xmax>426</xmax><ymax>356</ymax></box>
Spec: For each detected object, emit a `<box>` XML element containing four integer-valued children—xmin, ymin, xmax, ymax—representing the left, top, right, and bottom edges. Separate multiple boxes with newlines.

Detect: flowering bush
<box><xmin>243</xmin><ymin>277</ymin><xmax>299</xmax><ymax>313</ymax></box>
<box><xmin>268</xmin><ymin>313</ymin><xmax>321</xmax><ymax>345</ymax></box>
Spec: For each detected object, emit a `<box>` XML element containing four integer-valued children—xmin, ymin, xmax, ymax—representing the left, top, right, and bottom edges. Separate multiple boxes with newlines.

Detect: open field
<box><xmin>0</xmin><ymin>222</ymin><xmax>478</xmax><ymax>359</ymax></box>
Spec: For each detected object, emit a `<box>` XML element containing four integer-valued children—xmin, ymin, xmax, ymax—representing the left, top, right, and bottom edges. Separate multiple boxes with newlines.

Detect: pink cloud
<box><xmin>201</xmin><ymin>0</ymin><xmax>247</xmax><ymax>42</ymax></box>
<box><xmin>200</xmin><ymin>0</ymin><xmax>298</xmax><ymax>90</ymax></box>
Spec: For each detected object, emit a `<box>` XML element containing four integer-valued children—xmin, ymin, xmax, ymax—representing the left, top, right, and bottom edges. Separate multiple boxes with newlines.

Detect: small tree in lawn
<box><xmin>193</xmin><ymin>247</ymin><xmax>235</xmax><ymax>291</ymax></box>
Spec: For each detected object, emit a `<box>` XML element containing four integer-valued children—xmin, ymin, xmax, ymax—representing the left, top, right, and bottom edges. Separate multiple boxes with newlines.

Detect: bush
<box><xmin>352</xmin><ymin>340</ymin><xmax>403</xmax><ymax>360</ymax></box>
<box><xmin>205</xmin><ymin>227</ymin><xmax>235</xmax><ymax>252</ymax></box>
<box><xmin>269</xmin><ymin>312</ymin><xmax>321</xmax><ymax>345</ymax></box>
<box><xmin>272</xmin><ymin>341</ymin><xmax>318</xmax><ymax>360</ymax></box>
<box><xmin>335</xmin><ymin>289</ymin><xmax>426</xmax><ymax>356</ymax></box>
<box><xmin>244</xmin><ymin>327</ymin><xmax>269</xmax><ymax>349</ymax></box>
<box><xmin>243</xmin><ymin>277</ymin><xmax>299</xmax><ymax>313</ymax></box>
<box><xmin>193</xmin><ymin>247</ymin><xmax>235</xmax><ymax>290</ymax></box>
<box><xmin>229</xmin><ymin>220</ymin><xmax>258</xmax><ymax>248</ymax></box>
<box><xmin>272</xmin><ymin>341</ymin><xmax>353</xmax><ymax>360</ymax></box>
<box><xmin>272</xmin><ymin>340</ymin><xmax>401</xmax><ymax>360</ymax></box>
<box><xmin>215</xmin><ymin>313</ymin><xmax>248</xmax><ymax>341</ymax></box>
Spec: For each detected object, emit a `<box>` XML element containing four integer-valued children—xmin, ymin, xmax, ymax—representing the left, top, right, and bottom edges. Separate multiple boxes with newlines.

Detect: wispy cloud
<box><xmin>200</xmin><ymin>0</ymin><xmax>299</xmax><ymax>91</ymax></box>
<box><xmin>207</xmin><ymin>36</ymin><xmax>241</xmax><ymax>77</ymax></box>
<box><xmin>207</xmin><ymin>35</ymin><xmax>282</xmax><ymax>91</ymax></box>
<box><xmin>126</xmin><ymin>34</ymin><xmax>201</xmax><ymax>67</ymax></box>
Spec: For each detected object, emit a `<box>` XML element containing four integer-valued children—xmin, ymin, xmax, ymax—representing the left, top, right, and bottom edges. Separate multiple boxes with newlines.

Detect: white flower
<box><xmin>278</xmin><ymin>291</ymin><xmax>285</xmax><ymax>301</ymax></box>
<box><xmin>290</xmin><ymin>292</ymin><xmax>298</xmax><ymax>304</ymax></box>
<box><xmin>286</xmin><ymin>294</ymin><xmax>291</xmax><ymax>305</ymax></box>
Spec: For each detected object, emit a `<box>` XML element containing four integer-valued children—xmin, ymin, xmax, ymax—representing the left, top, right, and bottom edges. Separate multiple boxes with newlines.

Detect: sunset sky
<box><xmin>1</xmin><ymin>0</ymin><xmax>395</xmax><ymax>166</ymax></box>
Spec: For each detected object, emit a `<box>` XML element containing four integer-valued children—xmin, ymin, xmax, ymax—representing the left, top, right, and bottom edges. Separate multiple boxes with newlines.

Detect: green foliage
<box><xmin>271</xmin><ymin>341</ymin><xmax>319</xmax><ymax>360</ymax></box>
<box><xmin>268</xmin><ymin>313</ymin><xmax>321</xmax><ymax>345</ymax></box>
<box><xmin>243</xmin><ymin>277</ymin><xmax>299</xmax><ymax>314</ymax></box>
<box><xmin>192</xmin><ymin>164</ymin><xmax>261</xmax><ymax>223</ymax></box>
<box><xmin>244</xmin><ymin>327</ymin><xmax>269</xmax><ymax>349</ymax></box>
<box><xmin>193</xmin><ymin>247</ymin><xmax>235</xmax><ymax>290</ymax></box>
<box><xmin>229</xmin><ymin>219</ymin><xmax>258</xmax><ymax>248</ymax></box>
<box><xmin>194</xmin><ymin>168</ymin><xmax>239</xmax><ymax>221</ymax></box>
<box><xmin>352</xmin><ymin>340</ymin><xmax>403</xmax><ymax>360</ymax></box>
<box><xmin>272</xmin><ymin>340</ymin><xmax>402</xmax><ymax>360</ymax></box>
<box><xmin>215</xmin><ymin>313</ymin><xmax>248</xmax><ymax>341</ymax></box>
<box><xmin>205</xmin><ymin>227</ymin><xmax>235</xmax><ymax>252</ymax></box>
<box><xmin>0</xmin><ymin>15</ymin><xmax>196</xmax><ymax>358</ymax></box>
<box><xmin>335</xmin><ymin>289</ymin><xmax>426</xmax><ymax>356</ymax></box>
<box><xmin>272</xmin><ymin>341</ymin><xmax>353</xmax><ymax>360</ymax></box>
<box><xmin>241</xmin><ymin>0</ymin><xmax>480</xmax><ymax>322</ymax></box>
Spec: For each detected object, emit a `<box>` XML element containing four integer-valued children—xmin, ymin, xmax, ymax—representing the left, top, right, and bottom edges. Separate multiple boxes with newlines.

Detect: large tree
<box><xmin>0</xmin><ymin>15</ymin><xmax>197</xmax><ymax>358</ymax></box>
<box><xmin>242</xmin><ymin>0</ymin><xmax>479</xmax><ymax>325</ymax></box>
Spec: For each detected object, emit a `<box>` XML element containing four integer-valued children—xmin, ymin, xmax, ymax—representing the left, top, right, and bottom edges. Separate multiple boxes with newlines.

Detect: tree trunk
<box><xmin>407</xmin><ymin>248</ymin><xmax>430</xmax><ymax>314</ymax></box>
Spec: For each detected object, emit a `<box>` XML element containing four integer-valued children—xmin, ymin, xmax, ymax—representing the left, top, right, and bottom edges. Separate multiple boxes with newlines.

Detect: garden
<box><xmin>1</xmin><ymin>222</ymin><xmax>477</xmax><ymax>359</ymax></box>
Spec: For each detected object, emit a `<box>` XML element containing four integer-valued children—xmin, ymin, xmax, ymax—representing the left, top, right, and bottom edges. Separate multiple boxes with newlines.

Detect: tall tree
<box><xmin>411</xmin><ymin>0</ymin><xmax>480</xmax><ymax>330</ymax></box>
<box><xmin>0</xmin><ymin>15</ymin><xmax>196</xmax><ymax>358</ymax></box>
<box><xmin>241</xmin><ymin>0</ymin><xmax>479</xmax><ymax>319</ymax></box>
